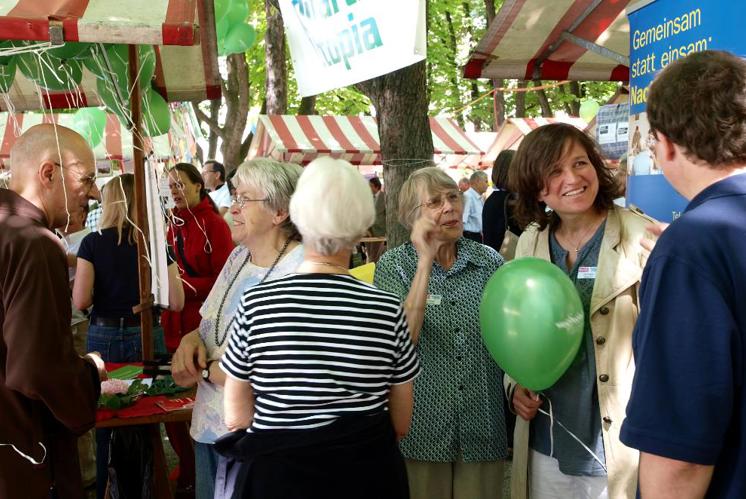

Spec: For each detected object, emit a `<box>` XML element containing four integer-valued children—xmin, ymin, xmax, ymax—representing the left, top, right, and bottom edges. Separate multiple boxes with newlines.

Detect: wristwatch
<box><xmin>201</xmin><ymin>361</ymin><xmax>214</xmax><ymax>383</ymax></box>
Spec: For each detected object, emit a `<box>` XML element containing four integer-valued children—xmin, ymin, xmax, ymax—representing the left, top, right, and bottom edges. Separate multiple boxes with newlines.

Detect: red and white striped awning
<box><xmin>0</xmin><ymin>0</ymin><xmax>198</xmax><ymax>46</ymax></box>
<box><xmin>488</xmin><ymin>116</ymin><xmax>588</xmax><ymax>158</ymax></box>
<box><xmin>0</xmin><ymin>0</ymin><xmax>220</xmax><ymax>110</ymax></box>
<box><xmin>0</xmin><ymin>109</ymin><xmax>198</xmax><ymax>163</ymax></box>
<box><xmin>464</xmin><ymin>0</ymin><xmax>631</xmax><ymax>82</ymax></box>
<box><xmin>248</xmin><ymin>115</ymin><xmax>484</xmax><ymax>166</ymax></box>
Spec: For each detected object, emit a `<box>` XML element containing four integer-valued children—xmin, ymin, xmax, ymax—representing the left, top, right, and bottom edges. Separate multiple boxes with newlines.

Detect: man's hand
<box><xmin>512</xmin><ymin>385</ymin><xmax>542</xmax><ymax>421</ymax></box>
<box><xmin>171</xmin><ymin>330</ymin><xmax>206</xmax><ymax>387</ymax></box>
<box><xmin>85</xmin><ymin>351</ymin><xmax>107</xmax><ymax>381</ymax></box>
<box><xmin>641</xmin><ymin>222</ymin><xmax>669</xmax><ymax>252</ymax></box>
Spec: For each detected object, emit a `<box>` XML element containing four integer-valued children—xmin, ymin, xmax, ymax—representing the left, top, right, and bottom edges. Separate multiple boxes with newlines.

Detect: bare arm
<box><xmin>639</xmin><ymin>452</ymin><xmax>713</xmax><ymax>499</ymax></box>
<box><xmin>402</xmin><ymin>216</ymin><xmax>441</xmax><ymax>343</ymax></box>
<box><xmin>167</xmin><ymin>262</ymin><xmax>185</xmax><ymax>312</ymax></box>
<box><xmin>223</xmin><ymin>375</ymin><xmax>255</xmax><ymax>432</ymax></box>
<box><xmin>402</xmin><ymin>260</ymin><xmax>433</xmax><ymax>343</ymax></box>
<box><xmin>72</xmin><ymin>258</ymin><xmax>94</xmax><ymax>311</ymax></box>
<box><xmin>388</xmin><ymin>381</ymin><xmax>414</xmax><ymax>440</ymax></box>
<box><xmin>171</xmin><ymin>329</ymin><xmax>205</xmax><ymax>387</ymax></box>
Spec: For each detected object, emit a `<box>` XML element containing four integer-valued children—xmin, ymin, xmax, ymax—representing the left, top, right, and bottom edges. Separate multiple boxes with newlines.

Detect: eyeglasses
<box><xmin>231</xmin><ymin>194</ymin><xmax>267</xmax><ymax>209</ymax></box>
<box><xmin>54</xmin><ymin>162</ymin><xmax>97</xmax><ymax>194</ymax></box>
<box><xmin>413</xmin><ymin>190</ymin><xmax>462</xmax><ymax>213</ymax></box>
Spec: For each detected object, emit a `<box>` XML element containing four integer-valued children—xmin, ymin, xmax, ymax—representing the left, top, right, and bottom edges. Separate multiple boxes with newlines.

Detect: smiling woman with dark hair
<box><xmin>505</xmin><ymin>123</ymin><xmax>653</xmax><ymax>499</ymax></box>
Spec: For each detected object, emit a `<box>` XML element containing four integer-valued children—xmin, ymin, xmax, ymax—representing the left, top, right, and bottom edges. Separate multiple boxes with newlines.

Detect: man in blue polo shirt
<box><xmin>620</xmin><ymin>50</ymin><xmax>746</xmax><ymax>498</ymax></box>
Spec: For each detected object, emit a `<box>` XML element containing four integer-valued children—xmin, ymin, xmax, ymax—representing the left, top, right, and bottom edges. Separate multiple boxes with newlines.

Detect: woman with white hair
<box><xmin>374</xmin><ymin>166</ymin><xmax>508</xmax><ymax>499</ymax></box>
<box><xmin>219</xmin><ymin>157</ymin><xmax>420</xmax><ymax>499</ymax></box>
<box><xmin>170</xmin><ymin>158</ymin><xmax>305</xmax><ymax>499</ymax></box>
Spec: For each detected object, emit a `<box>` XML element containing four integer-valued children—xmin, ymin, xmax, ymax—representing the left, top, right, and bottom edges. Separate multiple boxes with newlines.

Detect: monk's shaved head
<box><xmin>8</xmin><ymin>124</ymin><xmax>98</xmax><ymax>229</ymax></box>
<box><xmin>10</xmin><ymin>124</ymin><xmax>92</xmax><ymax>182</ymax></box>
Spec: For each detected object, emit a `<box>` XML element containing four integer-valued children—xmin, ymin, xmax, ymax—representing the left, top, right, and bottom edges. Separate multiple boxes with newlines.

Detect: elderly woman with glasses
<box><xmin>374</xmin><ymin>167</ymin><xmax>509</xmax><ymax>499</ymax></box>
<box><xmin>171</xmin><ymin>159</ymin><xmax>305</xmax><ymax>499</ymax></box>
<box><xmin>219</xmin><ymin>157</ymin><xmax>420</xmax><ymax>499</ymax></box>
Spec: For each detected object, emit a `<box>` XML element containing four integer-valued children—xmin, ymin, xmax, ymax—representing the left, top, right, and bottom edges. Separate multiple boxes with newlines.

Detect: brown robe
<box><xmin>0</xmin><ymin>188</ymin><xmax>100</xmax><ymax>499</ymax></box>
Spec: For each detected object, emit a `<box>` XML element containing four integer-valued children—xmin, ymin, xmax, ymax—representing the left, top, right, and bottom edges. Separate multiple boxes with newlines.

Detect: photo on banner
<box><xmin>279</xmin><ymin>0</ymin><xmax>426</xmax><ymax>96</ymax></box>
<box><xmin>626</xmin><ymin>0</ymin><xmax>746</xmax><ymax>222</ymax></box>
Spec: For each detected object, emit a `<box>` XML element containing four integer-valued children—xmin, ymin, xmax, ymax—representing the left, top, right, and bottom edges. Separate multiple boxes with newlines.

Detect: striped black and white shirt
<box><xmin>220</xmin><ymin>273</ymin><xmax>420</xmax><ymax>432</ymax></box>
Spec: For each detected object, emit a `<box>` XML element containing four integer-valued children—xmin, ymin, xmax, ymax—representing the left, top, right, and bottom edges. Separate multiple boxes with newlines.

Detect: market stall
<box><xmin>248</xmin><ymin>114</ymin><xmax>484</xmax><ymax>171</ymax></box>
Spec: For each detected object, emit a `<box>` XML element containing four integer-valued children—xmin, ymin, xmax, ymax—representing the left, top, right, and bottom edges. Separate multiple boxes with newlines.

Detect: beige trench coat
<box><xmin>504</xmin><ymin>206</ymin><xmax>652</xmax><ymax>499</ymax></box>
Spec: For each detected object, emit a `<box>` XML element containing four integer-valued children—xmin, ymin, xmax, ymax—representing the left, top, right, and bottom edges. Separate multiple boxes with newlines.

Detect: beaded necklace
<box><xmin>213</xmin><ymin>238</ymin><xmax>292</xmax><ymax>346</ymax></box>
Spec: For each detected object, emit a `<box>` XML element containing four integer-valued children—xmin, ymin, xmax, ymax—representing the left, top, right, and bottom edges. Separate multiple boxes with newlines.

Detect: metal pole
<box><xmin>128</xmin><ymin>44</ymin><xmax>154</xmax><ymax>361</ymax></box>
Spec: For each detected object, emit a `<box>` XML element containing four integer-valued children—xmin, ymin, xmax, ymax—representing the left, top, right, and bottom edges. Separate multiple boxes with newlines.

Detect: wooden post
<box><xmin>128</xmin><ymin>45</ymin><xmax>154</xmax><ymax>361</ymax></box>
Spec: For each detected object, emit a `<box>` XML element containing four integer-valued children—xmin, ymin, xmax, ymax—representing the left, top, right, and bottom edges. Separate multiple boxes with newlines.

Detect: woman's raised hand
<box><xmin>410</xmin><ymin>213</ymin><xmax>442</xmax><ymax>263</ymax></box>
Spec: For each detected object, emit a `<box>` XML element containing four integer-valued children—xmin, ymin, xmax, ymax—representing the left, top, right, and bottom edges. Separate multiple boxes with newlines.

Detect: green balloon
<box><xmin>224</xmin><ymin>0</ymin><xmax>249</xmax><ymax>26</ymax></box>
<box><xmin>0</xmin><ymin>56</ymin><xmax>17</xmax><ymax>93</ymax></box>
<box><xmin>223</xmin><ymin>22</ymin><xmax>256</xmax><ymax>55</ymax></box>
<box><xmin>48</xmin><ymin>42</ymin><xmax>91</xmax><ymax>60</ymax></box>
<box><xmin>579</xmin><ymin>99</ymin><xmax>601</xmax><ymax>123</ymax></box>
<box><xmin>96</xmin><ymin>76</ymin><xmax>130</xmax><ymax>124</ymax></box>
<box><xmin>84</xmin><ymin>44</ymin><xmax>155</xmax><ymax>88</ymax></box>
<box><xmin>18</xmin><ymin>53</ymin><xmax>82</xmax><ymax>91</ymax></box>
<box><xmin>70</xmin><ymin>107</ymin><xmax>107</xmax><ymax>147</ymax></box>
<box><xmin>215</xmin><ymin>0</ymin><xmax>230</xmax><ymax>22</ymax></box>
<box><xmin>142</xmin><ymin>88</ymin><xmax>171</xmax><ymax>137</ymax></box>
<box><xmin>479</xmin><ymin>257</ymin><xmax>584</xmax><ymax>391</ymax></box>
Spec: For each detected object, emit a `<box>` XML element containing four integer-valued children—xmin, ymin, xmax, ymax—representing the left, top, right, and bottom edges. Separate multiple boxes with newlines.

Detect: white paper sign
<box><xmin>598</xmin><ymin>123</ymin><xmax>617</xmax><ymax>145</ymax></box>
<box><xmin>616</xmin><ymin>122</ymin><xmax>629</xmax><ymax>143</ymax></box>
<box><xmin>279</xmin><ymin>0</ymin><xmax>427</xmax><ymax>97</ymax></box>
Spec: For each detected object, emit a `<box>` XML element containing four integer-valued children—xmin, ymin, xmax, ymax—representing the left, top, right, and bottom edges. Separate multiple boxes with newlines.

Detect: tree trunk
<box><xmin>569</xmin><ymin>81</ymin><xmax>582</xmax><ymax>115</ymax></box>
<box><xmin>484</xmin><ymin>0</ymin><xmax>496</xmax><ymax>21</ymax></box>
<box><xmin>533</xmin><ymin>79</ymin><xmax>553</xmax><ymax>117</ymax></box>
<box><xmin>207</xmin><ymin>99</ymin><xmax>220</xmax><ymax>159</ymax></box>
<box><xmin>298</xmin><ymin>96</ymin><xmax>317</xmax><ymax>115</ymax></box>
<box><xmin>265</xmin><ymin>0</ymin><xmax>287</xmax><ymax>114</ymax></box>
<box><xmin>445</xmin><ymin>10</ymin><xmax>465</xmax><ymax>128</ymax></box>
<box><xmin>515</xmin><ymin>81</ymin><xmax>527</xmax><ymax>117</ymax></box>
<box><xmin>221</xmin><ymin>53</ymin><xmax>250</xmax><ymax>168</ymax></box>
<box><xmin>357</xmin><ymin>61</ymin><xmax>434</xmax><ymax>248</ymax></box>
<box><xmin>483</xmin><ymin>0</ymin><xmax>505</xmax><ymax>130</ymax></box>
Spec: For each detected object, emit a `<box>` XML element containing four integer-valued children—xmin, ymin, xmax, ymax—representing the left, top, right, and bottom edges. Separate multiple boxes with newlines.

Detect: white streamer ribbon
<box><xmin>0</xmin><ymin>441</ymin><xmax>47</xmax><ymax>465</ymax></box>
<box><xmin>537</xmin><ymin>393</ymin><xmax>608</xmax><ymax>473</ymax></box>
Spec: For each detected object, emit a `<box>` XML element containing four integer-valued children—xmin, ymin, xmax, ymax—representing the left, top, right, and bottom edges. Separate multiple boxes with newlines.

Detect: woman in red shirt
<box><xmin>163</xmin><ymin>162</ymin><xmax>234</xmax><ymax>352</ymax></box>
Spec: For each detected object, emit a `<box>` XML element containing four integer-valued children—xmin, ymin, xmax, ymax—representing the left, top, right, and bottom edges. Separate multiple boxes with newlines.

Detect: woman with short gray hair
<box><xmin>219</xmin><ymin>157</ymin><xmax>420</xmax><ymax>499</ymax></box>
<box><xmin>375</xmin><ymin>166</ymin><xmax>508</xmax><ymax>499</ymax></box>
<box><xmin>171</xmin><ymin>158</ymin><xmax>305</xmax><ymax>499</ymax></box>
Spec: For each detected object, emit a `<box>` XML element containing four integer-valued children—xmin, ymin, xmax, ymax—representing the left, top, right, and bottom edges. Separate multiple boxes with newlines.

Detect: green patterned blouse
<box><xmin>374</xmin><ymin>238</ymin><xmax>508</xmax><ymax>462</ymax></box>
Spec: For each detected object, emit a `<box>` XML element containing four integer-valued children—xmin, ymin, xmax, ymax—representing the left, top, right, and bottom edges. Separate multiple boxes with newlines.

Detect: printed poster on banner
<box><xmin>279</xmin><ymin>0</ymin><xmax>426</xmax><ymax>97</ymax></box>
<box><xmin>627</xmin><ymin>0</ymin><xmax>746</xmax><ymax>222</ymax></box>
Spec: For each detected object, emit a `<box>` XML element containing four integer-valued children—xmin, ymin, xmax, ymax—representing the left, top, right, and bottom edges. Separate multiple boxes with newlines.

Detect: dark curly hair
<box><xmin>648</xmin><ymin>50</ymin><xmax>746</xmax><ymax>169</ymax></box>
<box><xmin>508</xmin><ymin>123</ymin><xmax>620</xmax><ymax>230</ymax></box>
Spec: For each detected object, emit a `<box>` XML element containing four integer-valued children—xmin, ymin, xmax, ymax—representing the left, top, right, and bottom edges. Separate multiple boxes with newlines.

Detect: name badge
<box><xmin>577</xmin><ymin>266</ymin><xmax>597</xmax><ymax>280</ymax></box>
<box><xmin>426</xmin><ymin>294</ymin><xmax>442</xmax><ymax>306</ymax></box>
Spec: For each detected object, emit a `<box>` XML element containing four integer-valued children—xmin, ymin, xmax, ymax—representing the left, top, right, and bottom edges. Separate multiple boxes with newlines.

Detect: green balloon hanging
<box><xmin>479</xmin><ymin>257</ymin><xmax>584</xmax><ymax>392</ymax></box>
<box><xmin>142</xmin><ymin>87</ymin><xmax>171</xmax><ymax>137</ymax></box>
<box><xmin>18</xmin><ymin>53</ymin><xmax>83</xmax><ymax>91</ymax></box>
<box><xmin>96</xmin><ymin>76</ymin><xmax>131</xmax><ymax>125</ymax></box>
<box><xmin>70</xmin><ymin>107</ymin><xmax>107</xmax><ymax>147</ymax></box>
<box><xmin>48</xmin><ymin>42</ymin><xmax>92</xmax><ymax>60</ymax></box>
<box><xmin>0</xmin><ymin>56</ymin><xmax>17</xmax><ymax>93</ymax></box>
<box><xmin>579</xmin><ymin>99</ymin><xmax>601</xmax><ymax>123</ymax></box>
<box><xmin>223</xmin><ymin>0</ymin><xmax>249</xmax><ymax>26</ymax></box>
<box><xmin>222</xmin><ymin>22</ymin><xmax>256</xmax><ymax>55</ymax></box>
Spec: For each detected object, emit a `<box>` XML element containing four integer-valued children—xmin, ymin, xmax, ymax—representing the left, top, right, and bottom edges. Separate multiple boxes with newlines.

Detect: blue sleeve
<box><xmin>77</xmin><ymin>232</ymin><xmax>95</xmax><ymax>262</ymax></box>
<box><xmin>462</xmin><ymin>194</ymin><xmax>473</xmax><ymax>224</ymax></box>
<box><xmin>620</xmin><ymin>255</ymin><xmax>737</xmax><ymax>464</ymax></box>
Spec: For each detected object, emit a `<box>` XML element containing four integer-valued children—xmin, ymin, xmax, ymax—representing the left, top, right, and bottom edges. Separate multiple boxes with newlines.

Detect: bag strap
<box><xmin>175</xmin><ymin>230</ymin><xmax>198</xmax><ymax>277</ymax></box>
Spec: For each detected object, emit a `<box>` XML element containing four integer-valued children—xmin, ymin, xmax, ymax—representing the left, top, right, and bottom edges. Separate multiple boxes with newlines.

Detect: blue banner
<box><xmin>626</xmin><ymin>0</ymin><xmax>746</xmax><ymax>221</ymax></box>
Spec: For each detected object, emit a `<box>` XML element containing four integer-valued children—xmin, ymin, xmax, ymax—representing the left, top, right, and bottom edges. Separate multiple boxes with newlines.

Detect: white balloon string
<box><xmin>0</xmin><ymin>441</ymin><xmax>46</xmax><ymax>465</ymax></box>
<box><xmin>537</xmin><ymin>394</ymin><xmax>608</xmax><ymax>473</ymax></box>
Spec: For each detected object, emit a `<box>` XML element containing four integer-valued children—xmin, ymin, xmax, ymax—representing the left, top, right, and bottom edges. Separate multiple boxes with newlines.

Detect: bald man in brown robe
<box><xmin>0</xmin><ymin>124</ymin><xmax>106</xmax><ymax>499</ymax></box>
